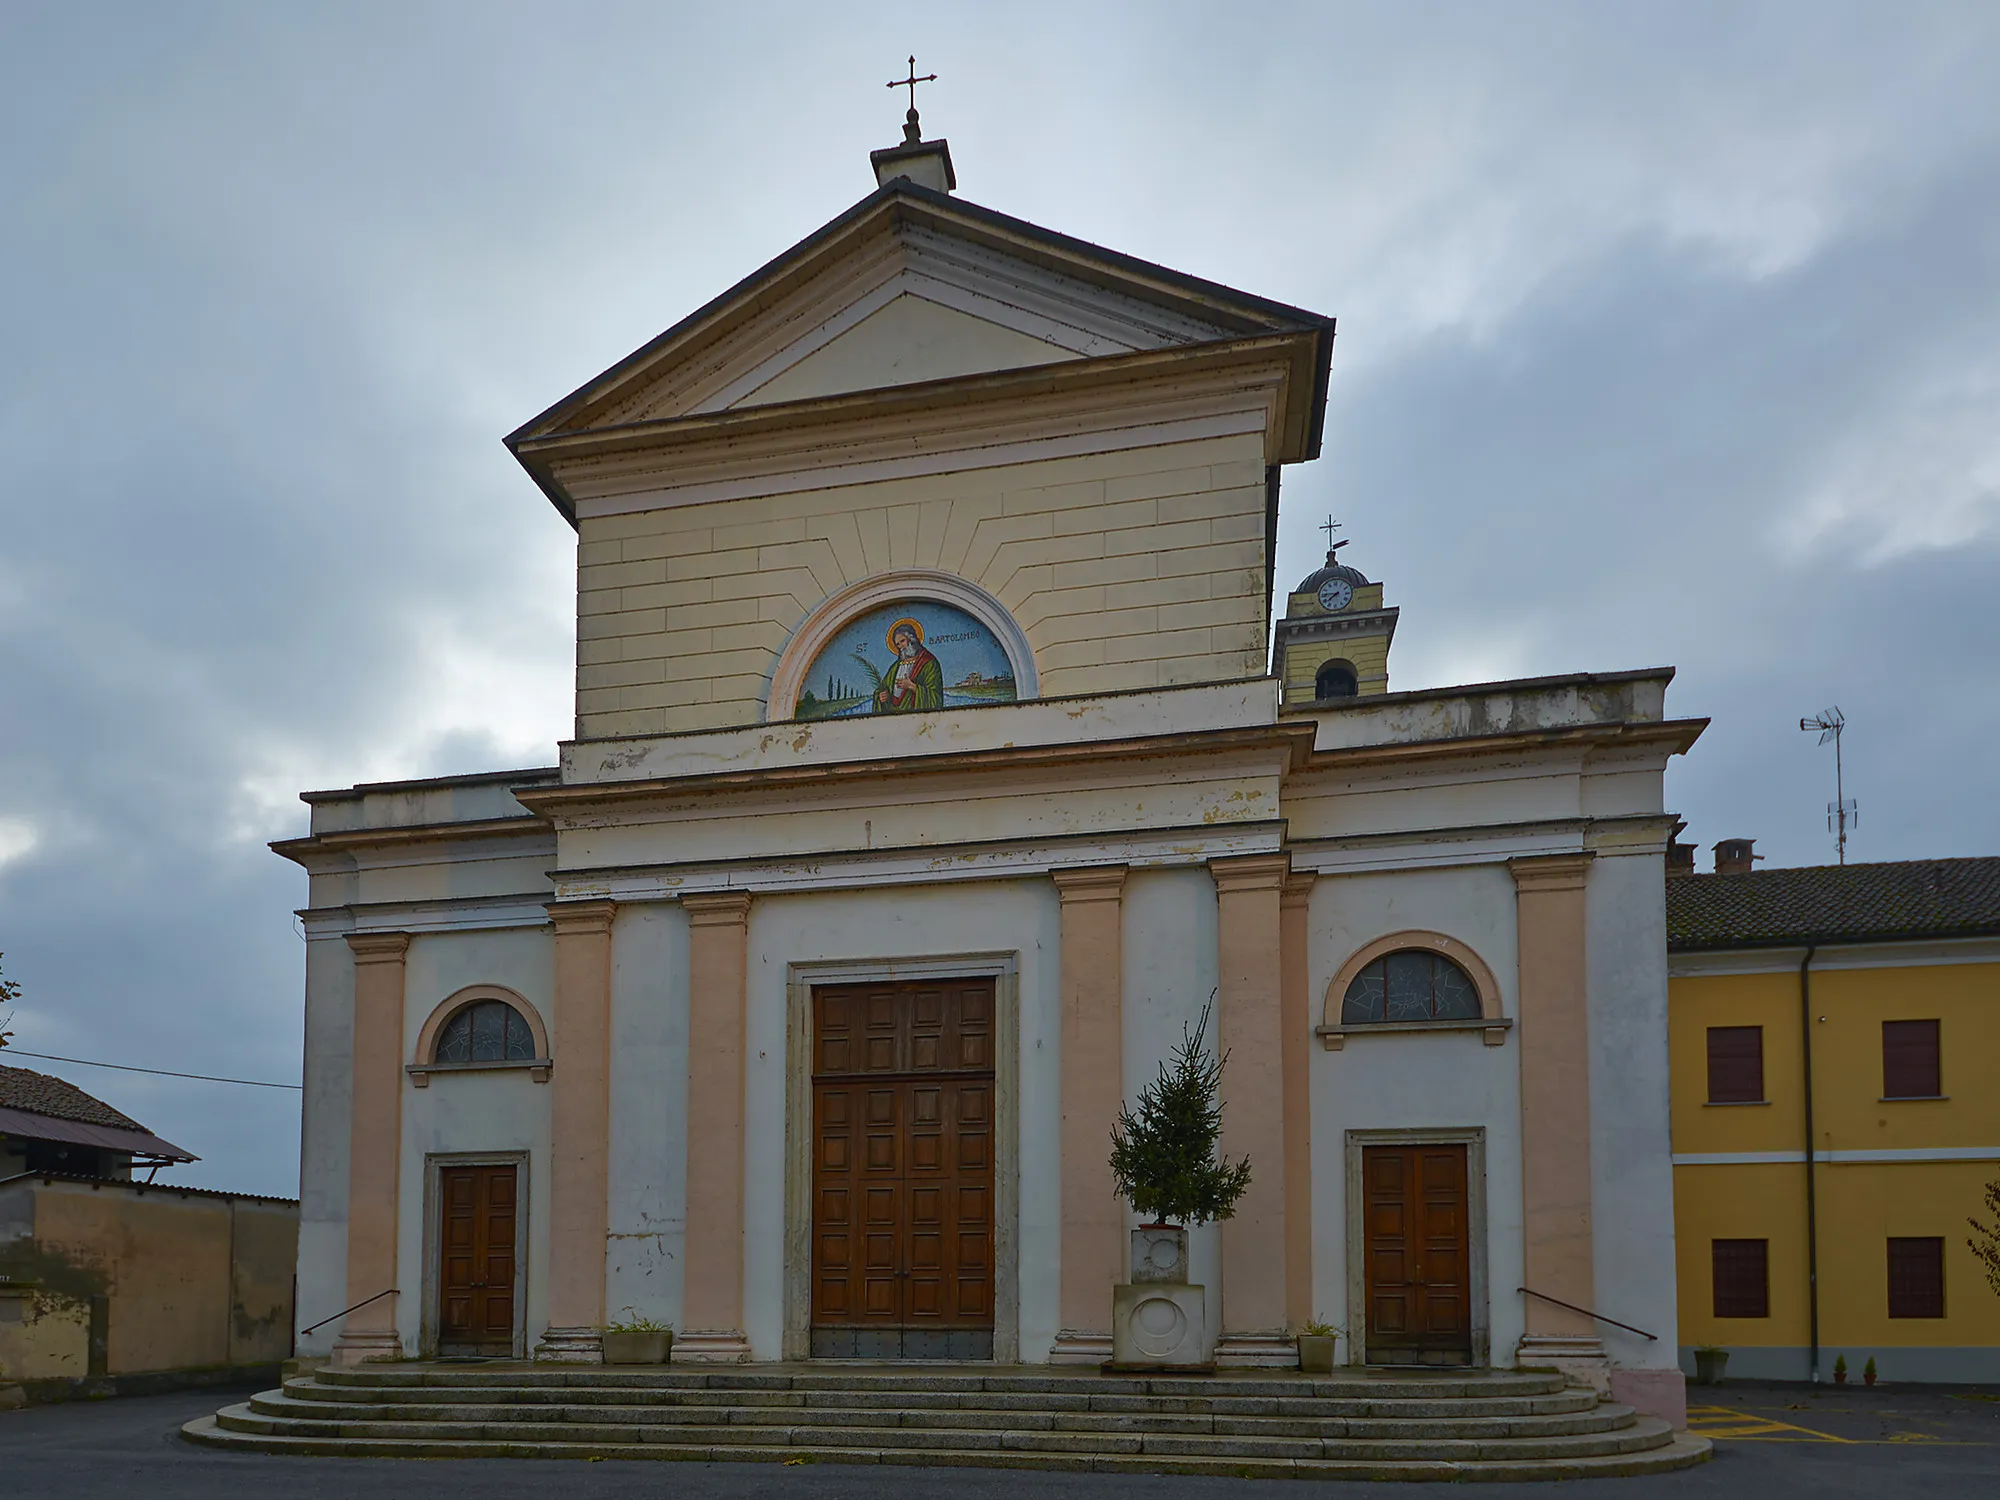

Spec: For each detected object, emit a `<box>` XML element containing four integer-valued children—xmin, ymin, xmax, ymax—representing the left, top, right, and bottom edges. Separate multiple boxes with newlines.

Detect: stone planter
<box><xmin>1297</xmin><ymin>1334</ymin><xmax>1337</xmax><ymax>1373</ymax></box>
<box><xmin>601</xmin><ymin>1330</ymin><xmax>672</xmax><ymax>1365</ymax></box>
<box><xmin>1130</xmin><ymin>1225</ymin><xmax>1188</xmax><ymax>1283</ymax></box>
<box><xmin>1692</xmin><ymin>1348</ymin><xmax>1728</xmax><ymax>1385</ymax></box>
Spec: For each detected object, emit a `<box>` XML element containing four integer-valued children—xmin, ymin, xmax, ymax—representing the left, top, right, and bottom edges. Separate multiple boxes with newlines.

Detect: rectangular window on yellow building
<box><xmin>1883</xmin><ymin>1020</ymin><xmax>1941</xmax><ymax>1099</ymax></box>
<box><xmin>1706</xmin><ymin>1026</ymin><xmax>1764</xmax><ymax>1104</ymax></box>
<box><xmin>1887</xmin><ymin>1238</ymin><xmax>1945</xmax><ymax>1318</ymax></box>
<box><xmin>1712</xmin><ymin>1239</ymin><xmax>1769</xmax><ymax>1318</ymax></box>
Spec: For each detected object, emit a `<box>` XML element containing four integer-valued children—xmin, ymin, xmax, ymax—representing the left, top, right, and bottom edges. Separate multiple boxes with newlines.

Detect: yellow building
<box><xmin>1667</xmin><ymin>852</ymin><xmax>2000</xmax><ymax>1382</ymax></box>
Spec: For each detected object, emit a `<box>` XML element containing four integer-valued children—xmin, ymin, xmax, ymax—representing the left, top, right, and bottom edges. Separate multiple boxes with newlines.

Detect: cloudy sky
<box><xmin>3</xmin><ymin>3</ymin><xmax>1996</xmax><ymax>1197</ymax></box>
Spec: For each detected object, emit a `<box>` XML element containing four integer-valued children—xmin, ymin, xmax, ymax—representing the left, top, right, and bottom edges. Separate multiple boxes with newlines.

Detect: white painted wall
<box><xmin>739</xmin><ymin>878</ymin><xmax>1062</xmax><ymax>1359</ymax></box>
<box><xmin>1587</xmin><ymin>849</ymin><xmax>1680</xmax><ymax>1373</ymax></box>
<box><xmin>606</xmin><ymin>901</ymin><xmax>691</xmax><ymax>1329</ymax></box>
<box><xmin>1306</xmin><ymin>865</ymin><xmax>1526</xmax><ymax>1360</ymax></box>
<box><xmin>1121</xmin><ymin>867</ymin><xmax>1224</xmax><ymax>1351</ymax></box>
<box><xmin>393</xmin><ymin>926</ymin><xmax>556</xmax><ymax>1355</ymax></box>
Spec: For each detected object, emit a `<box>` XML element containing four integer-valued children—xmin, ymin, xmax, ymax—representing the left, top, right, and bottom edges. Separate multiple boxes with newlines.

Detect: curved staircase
<box><xmin>184</xmin><ymin>1362</ymin><xmax>1709</xmax><ymax>1480</ymax></box>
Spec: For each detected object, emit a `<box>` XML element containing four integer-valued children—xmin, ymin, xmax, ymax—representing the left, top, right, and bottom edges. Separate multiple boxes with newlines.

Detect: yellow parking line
<box><xmin>1685</xmin><ymin>1405</ymin><xmax>1855</xmax><ymax>1443</ymax></box>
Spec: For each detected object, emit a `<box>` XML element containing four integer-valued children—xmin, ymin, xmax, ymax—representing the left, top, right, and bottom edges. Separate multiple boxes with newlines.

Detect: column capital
<box><xmin>545</xmin><ymin>898</ymin><xmax>618</xmax><ymax>935</ymax></box>
<box><xmin>1280</xmin><ymin>870</ymin><xmax>1317</xmax><ymax>909</ymax></box>
<box><xmin>1051</xmin><ymin>864</ymin><xmax>1127</xmax><ymax>903</ymax></box>
<box><xmin>1508</xmin><ymin>853</ymin><xmax>1595</xmax><ymax>893</ymax></box>
<box><xmin>345</xmin><ymin>931</ymin><xmax>411</xmax><ymax>964</ymax></box>
<box><xmin>681</xmin><ymin>890</ymin><xmax>753</xmax><ymax>927</ymax></box>
<box><xmin>1209</xmin><ymin>852</ymin><xmax>1292</xmax><ymax>895</ymax></box>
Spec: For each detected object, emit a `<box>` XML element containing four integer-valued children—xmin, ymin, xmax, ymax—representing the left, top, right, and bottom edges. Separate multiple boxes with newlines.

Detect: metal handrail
<box><xmin>299</xmin><ymin>1288</ymin><xmax>398</xmax><ymax>1338</ymax></box>
<box><xmin>1517</xmin><ymin>1286</ymin><xmax>1656</xmax><ymax>1341</ymax></box>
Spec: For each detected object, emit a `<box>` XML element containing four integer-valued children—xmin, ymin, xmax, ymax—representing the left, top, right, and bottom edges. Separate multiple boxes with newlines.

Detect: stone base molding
<box><xmin>1214</xmin><ymin>1333</ymin><xmax>1299</xmax><ymax>1368</ymax></box>
<box><xmin>1048</xmin><ymin>1331</ymin><xmax>1114</xmax><ymax>1365</ymax></box>
<box><xmin>673</xmin><ymin>1330</ymin><xmax>755</xmax><ymax>1363</ymax></box>
<box><xmin>1517</xmin><ymin>1334</ymin><xmax>1611</xmax><ymax>1395</ymax></box>
<box><xmin>328</xmin><ymin>1328</ymin><xmax>403</xmax><ymax>1366</ymax></box>
<box><xmin>532</xmin><ymin>1326</ymin><xmax>605</xmax><ymax>1364</ymax></box>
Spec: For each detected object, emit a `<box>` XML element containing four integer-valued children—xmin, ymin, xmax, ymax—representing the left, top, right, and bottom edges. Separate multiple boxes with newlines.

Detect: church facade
<box><xmin>281</xmin><ymin>127</ymin><xmax>1701</xmax><ymax>1424</ymax></box>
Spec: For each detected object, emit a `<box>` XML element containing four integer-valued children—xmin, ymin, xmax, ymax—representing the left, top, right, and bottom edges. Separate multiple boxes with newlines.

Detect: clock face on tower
<box><xmin>1316</xmin><ymin>578</ymin><xmax>1353</xmax><ymax>612</ymax></box>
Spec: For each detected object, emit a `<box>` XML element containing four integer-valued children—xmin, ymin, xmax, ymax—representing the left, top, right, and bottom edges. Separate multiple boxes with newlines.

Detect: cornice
<box><xmin>1292</xmin><ymin>718</ymin><xmax>1707</xmax><ymax>772</ymax></box>
<box><xmin>272</xmin><ymin>814</ymin><xmax>553</xmax><ymax>866</ymax></box>
<box><xmin>517</xmin><ymin>720</ymin><xmax>1317</xmax><ymax>819</ymax></box>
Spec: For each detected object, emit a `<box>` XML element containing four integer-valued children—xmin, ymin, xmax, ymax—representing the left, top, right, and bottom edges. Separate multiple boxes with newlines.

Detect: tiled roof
<box><xmin>0</xmin><ymin>1063</ymin><xmax>148</xmax><ymax>1132</ymax></box>
<box><xmin>1667</xmin><ymin>857</ymin><xmax>2000</xmax><ymax>951</ymax></box>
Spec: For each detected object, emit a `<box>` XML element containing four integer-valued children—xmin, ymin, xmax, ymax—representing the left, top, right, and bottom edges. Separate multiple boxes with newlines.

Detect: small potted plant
<box><xmin>1833</xmin><ymin>1353</ymin><xmax>1848</xmax><ymax>1385</ymax></box>
<box><xmin>1863</xmin><ymin>1356</ymin><xmax>1877</xmax><ymax>1387</ymax></box>
<box><xmin>1297</xmin><ymin>1317</ymin><xmax>1341</xmax><ymax>1373</ymax></box>
<box><xmin>601</xmin><ymin>1313</ymin><xmax>672</xmax><ymax>1365</ymax></box>
<box><xmin>1693</xmin><ymin>1344</ymin><xmax>1729</xmax><ymax>1385</ymax></box>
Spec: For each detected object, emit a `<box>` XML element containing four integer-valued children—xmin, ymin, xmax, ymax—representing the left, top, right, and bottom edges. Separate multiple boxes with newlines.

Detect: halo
<box><xmin>885</xmin><ymin>616</ymin><xmax>924</xmax><ymax>650</ymax></box>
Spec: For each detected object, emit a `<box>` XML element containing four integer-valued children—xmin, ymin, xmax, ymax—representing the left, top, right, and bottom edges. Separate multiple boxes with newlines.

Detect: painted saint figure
<box><xmin>874</xmin><ymin>618</ymin><xmax>944</xmax><ymax>712</ymax></box>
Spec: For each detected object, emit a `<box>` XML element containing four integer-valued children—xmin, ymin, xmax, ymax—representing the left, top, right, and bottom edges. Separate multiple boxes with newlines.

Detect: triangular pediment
<box><xmin>510</xmin><ymin>183</ymin><xmax>1332</xmax><ymax>442</ymax></box>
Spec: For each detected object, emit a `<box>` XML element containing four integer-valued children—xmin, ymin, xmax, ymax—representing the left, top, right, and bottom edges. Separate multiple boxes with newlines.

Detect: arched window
<box><xmin>434</xmin><ymin>1000</ymin><xmax>535</xmax><ymax>1065</ymax></box>
<box><xmin>1315</xmin><ymin>661</ymin><xmax>1358</xmax><ymax>699</ymax></box>
<box><xmin>1341</xmin><ymin>950</ymin><xmax>1482</xmax><ymax>1024</ymax></box>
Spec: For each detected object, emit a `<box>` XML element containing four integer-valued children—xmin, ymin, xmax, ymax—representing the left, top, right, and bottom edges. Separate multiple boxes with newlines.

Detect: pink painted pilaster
<box><xmin>679</xmin><ymin>890</ymin><xmax>754</xmax><ymax>1361</ymax></box>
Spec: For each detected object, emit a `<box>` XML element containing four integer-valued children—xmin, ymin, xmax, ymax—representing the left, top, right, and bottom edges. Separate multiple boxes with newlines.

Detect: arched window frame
<box><xmin>1315</xmin><ymin>931</ymin><xmax>1510</xmax><ymax>1050</ymax></box>
<box><xmin>764</xmin><ymin>569</ymin><xmax>1039</xmax><ymax>722</ymax></box>
<box><xmin>408</xmin><ymin>985</ymin><xmax>552</xmax><ymax>1087</ymax></box>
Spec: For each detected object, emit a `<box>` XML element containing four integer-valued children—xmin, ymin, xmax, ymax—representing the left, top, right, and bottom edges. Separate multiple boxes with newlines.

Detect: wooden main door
<box><xmin>437</xmin><ymin>1163</ymin><xmax>517</xmax><ymax>1356</ymax></box>
<box><xmin>1362</xmin><ymin>1144</ymin><xmax>1473</xmax><ymax>1365</ymax></box>
<box><xmin>811</xmin><ymin>979</ymin><xmax>995</xmax><ymax>1359</ymax></box>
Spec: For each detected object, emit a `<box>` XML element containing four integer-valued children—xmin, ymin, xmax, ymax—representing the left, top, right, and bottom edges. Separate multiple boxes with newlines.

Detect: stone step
<box><xmin>310</xmin><ymin>1364</ymin><xmax>1572</xmax><ymax>1400</ymax></box>
<box><xmin>211</xmin><ymin>1399</ymin><xmax>1675</xmax><ymax>1464</ymax></box>
<box><xmin>284</xmin><ymin>1375</ymin><xmax>1598</xmax><ymax>1418</ymax></box>
<box><xmin>251</xmin><ymin>1388</ymin><xmax>1632</xmax><ymax>1439</ymax></box>
<box><xmin>183</xmin><ymin>1412</ymin><xmax>1712</xmax><ymax>1481</ymax></box>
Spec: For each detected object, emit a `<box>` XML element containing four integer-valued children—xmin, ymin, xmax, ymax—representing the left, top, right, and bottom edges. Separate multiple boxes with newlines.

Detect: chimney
<box><xmin>871</xmin><ymin>110</ymin><xmax>956</xmax><ymax>193</ymax></box>
<box><xmin>1713</xmin><ymin>838</ymin><xmax>1763</xmax><ymax>876</ymax></box>
<box><xmin>1666</xmin><ymin>818</ymin><xmax>1696</xmax><ymax>878</ymax></box>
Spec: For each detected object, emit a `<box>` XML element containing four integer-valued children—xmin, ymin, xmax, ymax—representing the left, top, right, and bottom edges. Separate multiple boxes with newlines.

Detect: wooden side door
<box><xmin>812</xmin><ymin>979</ymin><xmax>995</xmax><ymax>1357</ymax></box>
<box><xmin>438</xmin><ymin>1163</ymin><xmax>517</xmax><ymax>1356</ymax></box>
<box><xmin>1362</xmin><ymin>1143</ymin><xmax>1472</xmax><ymax>1365</ymax></box>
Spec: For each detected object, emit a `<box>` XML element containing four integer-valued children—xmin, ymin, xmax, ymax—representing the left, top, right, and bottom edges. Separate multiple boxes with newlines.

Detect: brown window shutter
<box><xmin>1706</xmin><ymin>1026</ymin><xmax>1765</xmax><ymax>1104</ymax></box>
<box><xmin>1882</xmin><ymin>1020</ymin><xmax>1941</xmax><ymax>1098</ymax></box>
<box><xmin>1712</xmin><ymin>1238</ymin><xmax>1769</xmax><ymax>1318</ymax></box>
<box><xmin>1887</xmin><ymin>1237</ymin><xmax>1945</xmax><ymax>1318</ymax></box>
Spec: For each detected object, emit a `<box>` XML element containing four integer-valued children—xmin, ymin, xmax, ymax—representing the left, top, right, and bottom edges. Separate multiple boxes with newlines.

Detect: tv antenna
<box><xmin>1799</xmin><ymin>706</ymin><xmax>1856</xmax><ymax>865</ymax></box>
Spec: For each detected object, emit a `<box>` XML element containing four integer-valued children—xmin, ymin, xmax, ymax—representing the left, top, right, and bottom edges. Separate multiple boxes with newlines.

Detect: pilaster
<box><xmin>1050</xmin><ymin>864</ymin><xmax>1127</xmax><ymax>1364</ymax></box>
<box><xmin>1279</xmin><ymin>870</ymin><xmax>1316</xmax><ymax>1332</ymax></box>
<box><xmin>1508</xmin><ymin>853</ymin><xmax>1608</xmax><ymax>1390</ymax></box>
<box><xmin>1211</xmin><ymin>853</ymin><xmax>1292</xmax><ymax>1365</ymax></box>
<box><xmin>679</xmin><ymin>890</ymin><xmax>755</xmax><ymax>1362</ymax></box>
<box><xmin>333</xmin><ymin>931</ymin><xmax>409</xmax><ymax>1365</ymax></box>
<box><xmin>537</xmin><ymin>899</ymin><xmax>616</xmax><ymax>1362</ymax></box>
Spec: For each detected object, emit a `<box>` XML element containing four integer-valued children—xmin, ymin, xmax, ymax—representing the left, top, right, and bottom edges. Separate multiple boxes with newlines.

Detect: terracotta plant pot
<box><xmin>1864</xmin><ymin>1371</ymin><xmax>1876</xmax><ymax>1386</ymax></box>
<box><xmin>1297</xmin><ymin>1335</ymin><xmax>1337</xmax><ymax>1373</ymax></box>
<box><xmin>601</xmin><ymin>1330</ymin><xmax>672</xmax><ymax>1365</ymax></box>
<box><xmin>1834</xmin><ymin>1368</ymin><xmax>1847</xmax><ymax>1385</ymax></box>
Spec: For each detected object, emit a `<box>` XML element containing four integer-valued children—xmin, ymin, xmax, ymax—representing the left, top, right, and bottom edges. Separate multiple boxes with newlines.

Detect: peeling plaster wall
<box><xmin>605</xmin><ymin>901</ymin><xmax>692</xmax><ymax>1330</ymax></box>
<box><xmin>1121</xmin><ymin>867</ymin><xmax>1224</xmax><ymax>1349</ymax></box>
<box><xmin>396</xmin><ymin>927</ymin><xmax>556</xmax><ymax>1356</ymax></box>
<box><xmin>1305</xmin><ymin>864</ymin><xmax>1527</xmax><ymax>1360</ymax></box>
<box><xmin>741</xmin><ymin>879</ymin><xmax>1062</xmax><ymax>1359</ymax></box>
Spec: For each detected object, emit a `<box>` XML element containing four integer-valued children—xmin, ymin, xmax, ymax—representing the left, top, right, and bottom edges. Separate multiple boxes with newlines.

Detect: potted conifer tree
<box><xmin>1107</xmin><ymin>998</ymin><xmax>1251</xmax><ymax>1366</ymax></box>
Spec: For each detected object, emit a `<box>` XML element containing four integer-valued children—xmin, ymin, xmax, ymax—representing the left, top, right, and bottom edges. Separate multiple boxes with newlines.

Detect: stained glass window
<box><xmin>434</xmin><ymin>1000</ymin><xmax>536</xmax><ymax>1064</ymax></box>
<box><xmin>1340</xmin><ymin>951</ymin><xmax>1483</xmax><ymax>1025</ymax></box>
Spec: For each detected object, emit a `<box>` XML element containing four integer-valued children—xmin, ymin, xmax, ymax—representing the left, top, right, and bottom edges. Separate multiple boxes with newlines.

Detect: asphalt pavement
<box><xmin>1</xmin><ymin>1381</ymin><xmax>1996</xmax><ymax>1499</ymax></box>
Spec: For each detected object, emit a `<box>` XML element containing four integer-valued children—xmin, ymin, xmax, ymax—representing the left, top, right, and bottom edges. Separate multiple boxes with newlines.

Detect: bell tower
<box><xmin>1273</xmin><ymin>521</ymin><xmax>1398</xmax><ymax>705</ymax></box>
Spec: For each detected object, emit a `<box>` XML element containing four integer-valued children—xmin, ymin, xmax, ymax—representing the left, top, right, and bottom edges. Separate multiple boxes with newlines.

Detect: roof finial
<box><xmin>1319</xmin><ymin>514</ymin><xmax>1349</xmax><ymax>562</ymax></box>
<box><xmin>888</xmin><ymin>55</ymin><xmax>937</xmax><ymax>145</ymax></box>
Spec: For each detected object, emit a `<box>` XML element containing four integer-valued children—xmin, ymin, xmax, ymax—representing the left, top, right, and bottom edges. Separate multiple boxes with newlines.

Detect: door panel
<box><xmin>437</xmin><ymin>1163</ymin><xmax>518</xmax><ymax>1356</ymax></box>
<box><xmin>1362</xmin><ymin>1144</ymin><xmax>1472</xmax><ymax>1365</ymax></box>
<box><xmin>811</xmin><ymin>979</ymin><xmax>996</xmax><ymax>1358</ymax></box>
